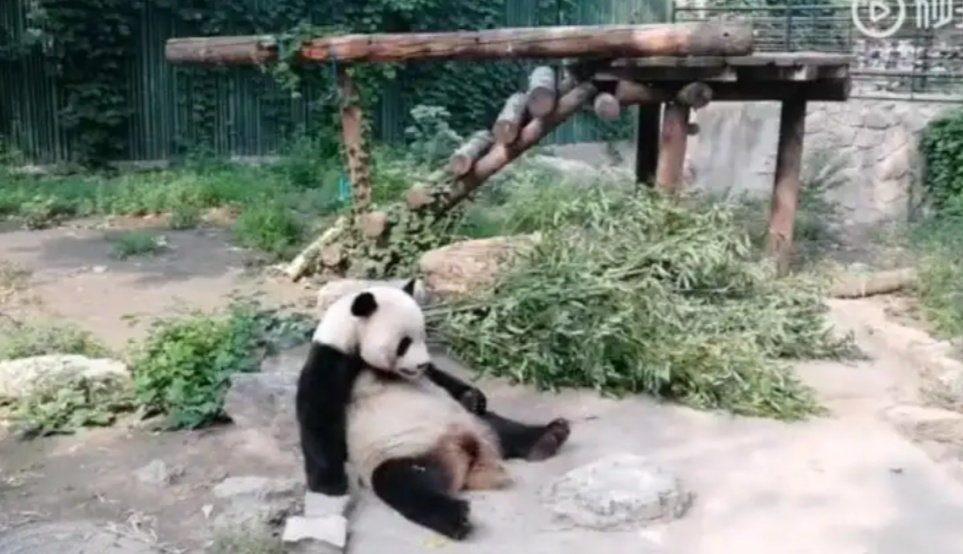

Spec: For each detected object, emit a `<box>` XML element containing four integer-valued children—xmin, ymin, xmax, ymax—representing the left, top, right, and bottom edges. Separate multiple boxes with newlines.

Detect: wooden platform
<box><xmin>622</xmin><ymin>52</ymin><xmax>854</xmax><ymax>275</ymax></box>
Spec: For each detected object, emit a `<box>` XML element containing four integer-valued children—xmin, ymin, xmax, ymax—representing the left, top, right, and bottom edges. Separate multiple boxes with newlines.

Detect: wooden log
<box><xmin>450</xmin><ymin>130</ymin><xmax>494</xmax><ymax>177</ymax></box>
<box><xmin>527</xmin><ymin>66</ymin><xmax>557</xmax><ymax>117</ymax></box>
<box><xmin>614</xmin><ymin>79</ymin><xmax>850</xmax><ymax>104</ymax></box>
<box><xmin>635</xmin><ymin>105</ymin><xmax>661</xmax><ymax>187</ymax></box>
<box><xmin>407</xmin><ymin>186</ymin><xmax>434</xmax><ymax>210</ymax></box>
<box><xmin>675</xmin><ymin>82</ymin><xmax>713</xmax><ymax>109</ymax></box>
<box><xmin>828</xmin><ymin>268</ymin><xmax>918</xmax><ymax>298</ymax></box>
<box><xmin>358</xmin><ymin>211</ymin><xmax>389</xmax><ymax>238</ymax></box>
<box><xmin>768</xmin><ymin>97</ymin><xmax>807</xmax><ymax>277</ymax></box>
<box><xmin>444</xmin><ymin>82</ymin><xmax>598</xmax><ymax>209</ymax></box>
<box><xmin>493</xmin><ymin>93</ymin><xmax>528</xmax><ymax>145</ymax></box>
<box><xmin>592</xmin><ymin>92</ymin><xmax>621</xmax><ymax>121</ymax></box>
<box><xmin>299</xmin><ymin>22</ymin><xmax>755</xmax><ymax>63</ymax></box>
<box><xmin>284</xmin><ymin>216</ymin><xmax>348</xmax><ymax>281</ymax></box>
<box><xmin>165</xmin><ymin>36</ymin><xmax>277</xmax><ymax>65</ymax></box>
<box><xmin>337</xmin><ymin>67</ymin><xmax>372</xmax><ymax>214</ymax></box>
<box><xmin>654</xmin><ymin>102</ymin><xmax>690</xmax><ymax>193</ymax></box>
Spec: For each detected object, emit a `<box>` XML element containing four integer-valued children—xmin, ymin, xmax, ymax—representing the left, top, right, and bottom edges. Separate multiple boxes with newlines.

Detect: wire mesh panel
<box><xmin>672</xmin><ymin>1</ymin><xmax>963</xmax><ymax>101</ymax></box>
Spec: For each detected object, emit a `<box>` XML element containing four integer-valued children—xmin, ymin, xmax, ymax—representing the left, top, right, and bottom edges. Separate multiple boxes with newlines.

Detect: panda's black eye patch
<box><xmin>396</xmin><ymin>336</ymin><xmax>412</xmax><ymax>357</ymax></box>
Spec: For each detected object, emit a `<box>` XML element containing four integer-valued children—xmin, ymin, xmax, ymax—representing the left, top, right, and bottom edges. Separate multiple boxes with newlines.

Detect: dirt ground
<box><xmin>0</xmin><ymin>219</ymin><xmax>960</xmax><ymax>553</ymax></box>
<box><xmin>0</xmin><ymin>220</ymin><xmax>315</xmax><ymax>551</ymax></box>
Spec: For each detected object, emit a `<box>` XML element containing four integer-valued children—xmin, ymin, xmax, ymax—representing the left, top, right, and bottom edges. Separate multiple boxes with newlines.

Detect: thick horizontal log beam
<box><xmin>613</xmin><ymin>79</ymin><xmax>850</xmax><ymax>103</ymax></box>
<box><xmin>166</xmin><ymin>22</ymin><xmax>754</xmax><ymax>65</ymax></box>
<box><xmin>166</xmin><ymin>36</ymin><xmax>278</xmax><ymax>65</ymax></box>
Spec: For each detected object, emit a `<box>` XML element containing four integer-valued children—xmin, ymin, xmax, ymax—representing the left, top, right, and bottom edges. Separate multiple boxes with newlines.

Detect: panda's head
<box><xmin>314</xmin><ymin>279</ymin><xmax>431</xmax><ymax>379</ymax></box>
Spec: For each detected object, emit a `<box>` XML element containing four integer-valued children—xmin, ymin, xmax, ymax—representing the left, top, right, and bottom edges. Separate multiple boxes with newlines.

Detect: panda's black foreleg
<box><xmin>482</xmin><ymin>411</ymin><xmax>571</xmax><ymax>461</ymax></box>
<box><xmin>371</xmin><ymin>456</ymin><xmax>473</xmax><ymax>540</ymax></box>
<box><xmin>425</xmin><ymin>363</ymin><xmax>487</xmax><ymax>415</ymax></box>
<box><xmin>296</xmin><ymin>351</ymin><xmax>364</xmax><ymax>496</ymax></box>
<box><xmin>300</xmin><ymin>419</ymin><xmax>350</xmax><ymax>496</ymax></box>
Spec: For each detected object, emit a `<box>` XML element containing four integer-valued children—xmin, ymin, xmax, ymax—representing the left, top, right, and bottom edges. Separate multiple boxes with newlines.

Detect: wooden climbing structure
<box><xmin>165</xmin><ymin>22</ymin><xmax>852</xmax><ymax>277</ymax></box>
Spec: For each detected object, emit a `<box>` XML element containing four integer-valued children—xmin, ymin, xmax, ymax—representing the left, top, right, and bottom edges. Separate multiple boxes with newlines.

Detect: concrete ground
<box><xmin>351</xmin><ymin>298</ymin><xmax>963</xmax><ymax>554</ymax></box>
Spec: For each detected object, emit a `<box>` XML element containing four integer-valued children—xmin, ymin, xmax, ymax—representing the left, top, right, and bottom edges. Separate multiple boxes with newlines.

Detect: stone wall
<box><xmin>683</xmin><ymin>98</ymin><xmax>954</xmax><ymax>229</ymax></box>
<box><xmin>550</xmin><ymin>98</ymin><xmax>957</xmax><ymax>234</ymax></box>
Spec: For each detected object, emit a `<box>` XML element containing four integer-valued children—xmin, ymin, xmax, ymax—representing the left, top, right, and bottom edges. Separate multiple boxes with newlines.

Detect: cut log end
<box><xmin>527</xmin><ymin>66</ymin><xmax>558</xmax><ymax>118</ymax></box>
<box><xmin>676</xmin><ymin>82</ymin><xmax>713</xmax><ymax>109</ymax></box>
<box><xmin>358</xmin><ymin>211</ymin><xmax>389</xmax><ymax>239</ymax></box>
<box><xmin>407</xmin><ymin>186</ymin><xmax>434</xmax><ymax>210</ymax></box>
<box><xmin>493</xmin><ymin>92</ymin><xmax>528</xmax><ymax>145</ymax></box>
<box><xmin>449</xmin><ymin>130</ymin><xmax>495</xmax><ymax>176</ymax></box>
<box><xmin>593</xmin><ymin>92</ymin><xmax>621</xmax><ymax>121</ymax></box>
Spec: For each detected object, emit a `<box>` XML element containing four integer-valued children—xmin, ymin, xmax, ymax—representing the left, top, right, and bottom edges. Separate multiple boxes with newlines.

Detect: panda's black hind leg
<box><xmin>483</xmin><ymin>411</ymin><xmax>571</xmax><ymax>461</ymax></box>
<box><xmin>371</xmin><ymin>457</ymin><xmax>473</xmax><ymax>540</ymax></box>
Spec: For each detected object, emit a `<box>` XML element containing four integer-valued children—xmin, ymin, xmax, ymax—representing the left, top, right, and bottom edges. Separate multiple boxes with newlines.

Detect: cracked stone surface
<box><xmin>0</xmin><ymin>521</ymin><xmax>160</xmax><ymax>554</ymax></box>
<box><xmin>539</xmin><ymin>453</ymin><xmax>694</xmax><ymax>530</ymax></box>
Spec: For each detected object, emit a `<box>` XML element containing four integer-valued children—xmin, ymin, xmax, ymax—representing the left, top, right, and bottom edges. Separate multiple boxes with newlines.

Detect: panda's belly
<box><xmin>346</xmin><ymin>372</ymin><xmax>491</xmax><ymax>481</ymax></box>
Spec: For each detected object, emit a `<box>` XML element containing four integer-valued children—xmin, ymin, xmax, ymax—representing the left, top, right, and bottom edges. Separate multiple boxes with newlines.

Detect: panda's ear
<box><xmin>401</xmin><ymin>278</ymin><xmax>418</xmax><ymax>298</ymax></box>
<box><xmin>351</xmin><ymin>292</ymin><xmax>378</xmax><ymax>318</ymax></box>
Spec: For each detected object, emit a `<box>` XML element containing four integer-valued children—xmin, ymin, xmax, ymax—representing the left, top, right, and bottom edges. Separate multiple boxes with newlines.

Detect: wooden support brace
<box><xmin>769</xmin><ymin>96</ymin><xmax>807</xmax><ymax>277</ymax></box>
<box><xmin>635</xmin><ymin>105</ymin><xmax>661</xmax><ymax>187</ymax></box>
<box><xmin>337</xmin><ymin>66</ymin><xmax>372</xmax><ymax>214</ymax></box>
<box><xmin>654</xmin><ymin>102</ymin><xmax>690</xmax><ymax>193</ymax></box>
<box><xmin>444</xmin><ymin>82</ymin><xmax>598</xmax><ymax>209</ymax></box>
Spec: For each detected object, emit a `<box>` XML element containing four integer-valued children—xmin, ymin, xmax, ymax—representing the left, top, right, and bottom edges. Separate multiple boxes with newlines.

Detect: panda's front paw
<box><xmin>428</xmin><ymin>497</ymin><xmax>473</xmax><ymax>540</ymax></box>
<box><xmin>459</xmin><ymin>388</ymin><xmax>487</xmax><ymax>416</ymax></box>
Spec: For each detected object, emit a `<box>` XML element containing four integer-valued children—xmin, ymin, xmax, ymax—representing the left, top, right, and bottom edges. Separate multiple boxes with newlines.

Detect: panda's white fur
<box><xmin>315</xmin><ymin>285</ymin><xmax>506</xmax><ymax>490</ymax></box>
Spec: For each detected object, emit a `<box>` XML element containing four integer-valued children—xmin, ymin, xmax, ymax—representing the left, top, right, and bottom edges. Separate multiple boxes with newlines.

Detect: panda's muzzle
<box><xmin>400</xmin><ymin>363</ymin><xmax>431</xmax><ymax>378</ymax></box>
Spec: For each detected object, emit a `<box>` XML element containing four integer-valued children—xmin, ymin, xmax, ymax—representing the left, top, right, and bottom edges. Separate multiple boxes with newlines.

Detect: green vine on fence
<box><xmin>2</xmin><ymin>0</ymin><xmax>618</xmax><ymax>167</ymax></box>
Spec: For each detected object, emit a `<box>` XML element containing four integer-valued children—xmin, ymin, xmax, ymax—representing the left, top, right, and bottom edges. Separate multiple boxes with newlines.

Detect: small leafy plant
<box><xmin>109</xmin><ymin>231</ymin><xmax>167</xmax><ymax>259</ymax></box>
<box><xmin>128</xmin><ymin>299</ymin><xmax>314</xmax><ymax>430</ymax></box>
<box><xmin>14</xmin><ymin>374</ymin><xmax>135</xmax><ymax>438</ymax></box>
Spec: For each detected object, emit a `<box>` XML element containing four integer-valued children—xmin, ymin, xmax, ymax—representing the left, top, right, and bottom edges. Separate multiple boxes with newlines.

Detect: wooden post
<box><xmin>769</xmin><ymin>97</ymin><xmax>807</xmax><ymax>276</ymax></box>
<box><xmin>337</xmin><ymin>66</ymin><xmax>372</xmax><ymax>214</ymax></box>
<box><xmin>654</xmin><ymin>102</ymin><xmax>689</xmax><ymax>192</ymax></box>
<box><xmin>634</xmin><ymin>105</ymin><xmax>661</xmax><ymax>187</ymax></box>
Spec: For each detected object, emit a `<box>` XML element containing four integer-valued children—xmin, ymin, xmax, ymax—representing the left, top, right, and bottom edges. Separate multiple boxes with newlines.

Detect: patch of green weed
<box><xmin>233</xmin><ymin>203</ymin><xmax>305</xmax><ymax>259</ymax></box>
<box><xmin>0</xmin><ymin>318</ymin><xmax>109</xmax><ymax>360</ymax></box>
<box><xmin>109</xmin><ymin>231</ymin><xmax>167</xmax><ymax>259</ymax></box>
<box><xmin>13</xmin><ymin>374</ymin><xmax>134</xmax><ymax>438</ymax></box>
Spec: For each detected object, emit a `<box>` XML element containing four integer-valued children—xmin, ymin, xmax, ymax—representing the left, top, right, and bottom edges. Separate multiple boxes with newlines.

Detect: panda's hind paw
<box><xmin>427</xmin><ymin>497</ymin><xmax>473</xmax><ymax>540</ymax></box>
<box><xmin>526</xmin><ymin>418</ymin><xmax>571</xmax><ymax>461</ymax></box>
<box><xmin>459</xmin><ymin>388</ymin><xmax>487</xmax><ymax>416</ymax></box>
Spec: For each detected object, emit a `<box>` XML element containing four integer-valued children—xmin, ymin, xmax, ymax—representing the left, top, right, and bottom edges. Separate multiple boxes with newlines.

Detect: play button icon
<box><xmin>868</xmin><ymin>0</ymin><xmax>891</xmax><ymax>21</ymax></box>
<box><xmin>851</xmin><ymin>0</ymin><xmax>906</xmax><ymax>39</ymax></box>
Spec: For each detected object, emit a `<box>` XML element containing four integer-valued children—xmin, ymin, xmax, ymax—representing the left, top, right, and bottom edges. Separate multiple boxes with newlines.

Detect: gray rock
<box><xmin>316</xmin><ymin>278</ymin><xmax>429</xmax><ymax>317</ymax></box>
<box><xmin>0</xmin><ymin>355</ymin><xmax>129</xmax><ymax>401</ymax></box>
<box><xmin>211</xmin><ymin>476</ymin><xmax>305</xmax><ymax>533</ymax></box>
<box><xmin>133</xmin><ymin>459</ymin><xmax>182</xmax><ymax>486</ymax></box>
<box><xmin>223</xmin><ymin>371</ymin><xmax>299</xmax><ymax>442</ymax></box>
<box><xmin>0</xmin><ymin>520</ymin><xmax>160</xmax><ymax>554</ymax></box>
<box><xmin>281</xmin><ymin>515</ymin><xmax>348</xmax><ymax>554</ymax></box>
<box><xmin>539</xmin><ymin>453</ymin><xmax>694</xmax><ymax>530</ymax></box>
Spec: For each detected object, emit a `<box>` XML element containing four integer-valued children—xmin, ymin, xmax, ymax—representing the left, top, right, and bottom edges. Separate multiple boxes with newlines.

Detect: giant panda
<box><xmin>296</xmin><ymin>279</ymin><xmax>571</xmax><ymax>540</ymax></box>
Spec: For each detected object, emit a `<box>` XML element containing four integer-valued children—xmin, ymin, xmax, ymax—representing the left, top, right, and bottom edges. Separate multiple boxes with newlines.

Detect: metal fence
<box><xmin>0</xmin><ymin>0</ymin><xmax>669</xmax><ymax>165</ymax></box>
<box><xmin>672</xmin><ymin>2</ymin><xmax>963</xmax><ymax>102</ymax></box>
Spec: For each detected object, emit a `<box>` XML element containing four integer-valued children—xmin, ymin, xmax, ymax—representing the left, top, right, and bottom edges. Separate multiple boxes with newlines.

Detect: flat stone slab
<box><xmin>539</xmin><ymin>453</ymin><xmax>693</xmax><ymax>530</ymax></box>
<box><xmin>0</xmin><ymin>521</ymin><xmax>160</xmax><ymax>554</ymax></box>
